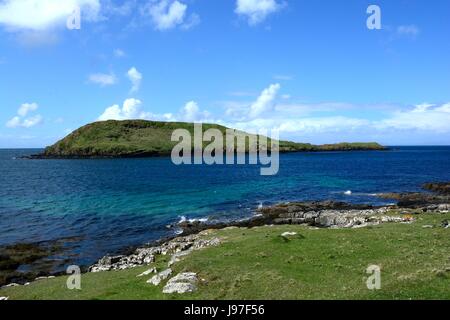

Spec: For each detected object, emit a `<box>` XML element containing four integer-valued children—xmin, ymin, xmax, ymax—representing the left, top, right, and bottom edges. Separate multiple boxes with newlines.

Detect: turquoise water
<box><xmin>0</xmin><ymin>147</ymin><xmax>449</xmax><ymax>271</ymax></box>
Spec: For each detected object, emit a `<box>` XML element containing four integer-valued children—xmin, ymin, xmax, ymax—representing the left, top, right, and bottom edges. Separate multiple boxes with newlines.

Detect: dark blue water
<box><xmin>1</xmin><ymin>147</ymin><xmax>449</xmax><ymax>271</ymax></box>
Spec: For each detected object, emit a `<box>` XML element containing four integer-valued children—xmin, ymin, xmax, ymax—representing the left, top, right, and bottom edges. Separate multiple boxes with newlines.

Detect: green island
<box><xmin>35</xmin><ymin>120</ymin><xmax>386</xmax><ymax>158</ymax></box>
<box><xmin>1</xmin><ymin>210</ymin><xmax>449</xmax><ymax>300</ymax></box>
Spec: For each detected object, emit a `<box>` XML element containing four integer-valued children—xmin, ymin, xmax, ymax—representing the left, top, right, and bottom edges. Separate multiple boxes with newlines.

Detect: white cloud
<box><xmin>6</xmin><ymin>103</ymin><xmax>43</xmax><ymax>128</ymax></box>
<box><xmin>180</xmin><ymin>101</ymin><xmax>211</xmax><ymax>122</ymax></box>
<box><xmin>0</xmin><ymin>0</ymin><xmax>100</xmax><ymax>31</ymax></box>
<box><xmin>97</xmin><ymin>98</ymin><xmax>212</xmax><ymax>123</ymax></box>
<box><xmin>217</xmin><ymin>87</ymin><xmax>450</xmax><ymax>144</ymax></box>
<box><xmin>435</xmin><ymin>103</ymin><xmax>450</xmax><ymax>113</ymax></box>
<box><xmin>98</xmin><ymin>98</ymin><xmax>151</xmax><ymax>121</ymax></box>
<box><xmin>18</xmin><ymin>102</ymin><xmax>38</xmax><ymax>117</ymax></box>
<box><xmin>249</xmin><ymin>83</ymin><xmax>280</xmax><ymax>118</ymax></box>
<box><xmin>396</xmin><ymin>25</ymin><xmax>420</xmax><ymax>37</ymax></box>
<box><xmin>88</xmin><ymin>73</ymin><xmax>117</xmax><ymax>87</ymax></box>
<box><xmin>235</xmin><ymin>0</ymin><xmax>283</xmax><ymax>25</ymax></box>
<box><xmin>127</xmin><ymin>67</ymin><xmax>142</xmax><ymax>93</ymax></box>
<box><xmin>145</xmin><ymin>0</ymin><xmax>187</xmax><ymax>30</ymax></box>
<box><xmin>21</xmin><ymin>115</ymin><xmax>44</xmax><ymax>128</ymax></box>
<box><xmin>229</xmin><ymin>116</ymin><xmax>370</xmax><ymax>138</ymax></box>
<box><xmin>222</xmin><ymin>84</ymin><xmax>281</xmax><ymax>120</ymax></box>
<box><xmin>6</xmin><ymin>116</ymin><xmax>21</xmax><ymax>128</ymax></box>
<box><xmin>375</xmin><ymin>103</ymin><xmax>450</xmax><ymax>133</ymax></box>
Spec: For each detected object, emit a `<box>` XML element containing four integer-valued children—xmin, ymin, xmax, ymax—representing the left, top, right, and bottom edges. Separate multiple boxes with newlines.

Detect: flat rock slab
<box><xmin>147</xmin><ymin>268</ymin><xmax>172</xmax><ymax>286</ymax></box>
<box><xmin>137</xmin><ymin>267</ymin><xmax>157</xmax><ymax>277</ymax></box>
<box><xmin>163</xmin><ymin>272</ymin><xmax>198</xmax><ymax>294</ymax></box>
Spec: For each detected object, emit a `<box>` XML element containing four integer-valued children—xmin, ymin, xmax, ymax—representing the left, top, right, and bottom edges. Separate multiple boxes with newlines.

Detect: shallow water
<box><xmin>0</xmin><ymin>146</ymin><xmax>449</xmax><ymax>271</ymax></box>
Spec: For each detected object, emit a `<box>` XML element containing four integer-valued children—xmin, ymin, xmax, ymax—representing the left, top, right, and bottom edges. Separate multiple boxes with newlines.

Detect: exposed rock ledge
<box><xmin>89</xmin><ymin>233</ymin><xmax>221</xmax><ymax>273</ymax></box>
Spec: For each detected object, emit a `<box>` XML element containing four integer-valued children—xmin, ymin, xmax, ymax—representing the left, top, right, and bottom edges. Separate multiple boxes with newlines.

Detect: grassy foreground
<box><xmin>2</xmin><ymin>213</ymin><xmax>450</xmax><ymax>300</ymax></box>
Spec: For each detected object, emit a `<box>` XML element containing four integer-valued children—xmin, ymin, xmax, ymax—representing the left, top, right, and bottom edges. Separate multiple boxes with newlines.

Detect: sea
<box><xmin>0</xmin><ymin>146</ymin><xmax>449</xmax><ymax>274</ymax></box>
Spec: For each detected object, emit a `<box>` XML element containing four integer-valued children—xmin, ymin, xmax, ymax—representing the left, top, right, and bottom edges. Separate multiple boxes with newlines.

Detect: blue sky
<box><xmin>0</xmin><ymin>0</ymin><xmax>449</xmax><ymax>148</ymax></box>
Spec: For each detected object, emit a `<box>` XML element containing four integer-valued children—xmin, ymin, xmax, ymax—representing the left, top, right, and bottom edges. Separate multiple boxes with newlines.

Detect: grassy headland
<box><xmin>38</xmin><ymin>120</ymin><xmax>385</xmax><ymax>158</ymax></box>
<box><xmin>2</xmin><ymin>211</ymin><xmax>449</xmax><ymax>300</ymax></box>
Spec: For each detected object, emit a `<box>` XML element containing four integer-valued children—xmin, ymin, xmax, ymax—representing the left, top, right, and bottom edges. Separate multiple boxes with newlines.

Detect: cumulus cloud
<box><xmin>222</xmin><ymin>84</ymin><xmax>282</xmax><ymax>120</ymax></box>
<box><xmin>145</xmin><ymin>0</ymin><xmax>186</xmax><ymax>30</ymax></box>
<box><xmin>18</xmin><ymin>102</ymin><xmax>38</xmax><ymax>117</ymax></box>
<box><xmin>6</xmin><ymin>116</ymin><xmax>21</xmax><ymax>128</ymax></box>
<box><xmin>97</xmin><ymin>98</ymin><xmax>212</xmax><ymax>123</ymax></box>
<box><xmin>0</xmin><ymin>0</ymin><xmax>100</xmax><ymax>31</ymax></box>
<box><xmin>88</xmin><ymin>73</ymin><xmax>117</xmax><ymax>87</ymax></box>
<box><xmin>20</xmin><ymin>115</ymin><xmax>44</xmax><ymax>128</ymax></box>
<box><xmin>6</xmin><ymin>103</ymin><xmax>43</xmax><ymax>128</ymax></box>
<box><xmin>249</xmin><ymin>83</ymin><xmax>280</xmax><ymax>118</ymax></box>
<box><xmin>180</xmin><ymin>101</ymin><xmax>211</xmax><ymax>122</ymax></box>
<box><xmin>98</xmin><ymin>98</ymin><xmax>150</xmax><ymax>121</ymax></box>
<box><xmin>375</xmin><ymin>103</ymin><xmax>450</xmax><ymax>133</ymax></box>
<box><xmin>219</xmin><ymin>84</ymin><xmax>450</xmax><ymax>144</ymax></box>
<box><xmin>235</xmin><ymin>0</ymin><xmax>283</xmax><ymax>25</ymax></box>
<box><xmin>127</xmin><ymin>67</ymin><xmax>142</xmax><ymax>93</ymax></box>
<box><xmin>228</xmin><ymin>116</ymin><xmax>370</xmax><ymax>139</ymax></box>
<box><xmin>142</xmin><ymin>0</ymin><xmax>199</xmax><ymax>30</ymax></box>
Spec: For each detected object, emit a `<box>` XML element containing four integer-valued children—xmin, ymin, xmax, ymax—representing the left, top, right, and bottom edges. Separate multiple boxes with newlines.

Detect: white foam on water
<box><xmin>178</xmin><ymin>216</ymin><xmax>208</xmax><ymax>224</ymax></box>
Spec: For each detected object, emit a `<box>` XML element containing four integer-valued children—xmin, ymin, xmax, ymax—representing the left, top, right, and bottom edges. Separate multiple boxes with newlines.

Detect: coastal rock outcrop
<box><xmin>90</xmin><ymin>234</ymin><xmax>221</xmax><ymax>272</ymax></box>
<box><xmin>137</xmin><ymin>267</ymin><xmax>157</xmax><ymax>277</ymax></box>
<box><xmin>147</xmin><ymin>269</ymin><xmax>172</xmax><ymax>286</ymax></box>
<box><xmin>257</xmin><ymin>202</ymin><xmax>395</xmax><ymax>228</ymax></box>
<box><xmin>163</xmin><ymin>272</ymin><xmax>198</xmax><ymax>294</ymax></box>
<box><xmin>377</xmin><ymin>182</ymin><xmax>450</xmax><ymax>208</ymax></box>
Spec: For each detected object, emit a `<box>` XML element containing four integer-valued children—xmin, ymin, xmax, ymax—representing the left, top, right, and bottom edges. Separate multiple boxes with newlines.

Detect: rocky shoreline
<box><xmin>88</xmin><ymin>182</ymin><xmax>450</xmax><ymax>273</ymax></box>
<box><xmin>2</xmin><ymin>182</ymin><xmax>449</xmax><ymax>291</ymax></box>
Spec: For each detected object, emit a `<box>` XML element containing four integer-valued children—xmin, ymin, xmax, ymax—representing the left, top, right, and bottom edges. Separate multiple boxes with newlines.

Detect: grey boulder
<box><xmin>163</xmin><ymin>272</ymin><xmax>198</xmax><ymax>294</ymax></box>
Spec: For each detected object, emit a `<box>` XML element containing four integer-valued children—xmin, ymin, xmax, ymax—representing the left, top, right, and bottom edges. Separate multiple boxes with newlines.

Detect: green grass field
<box><xmin>2</xmin><ymin>213</ymin><xmax>450</xmax><ymax>300</ymax></box>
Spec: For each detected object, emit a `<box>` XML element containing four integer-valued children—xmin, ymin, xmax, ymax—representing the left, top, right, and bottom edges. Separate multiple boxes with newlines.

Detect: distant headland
<box><xmin>27</xmin><ymin>120</ymin><xmax>387</xmax><ymax>159</ymax></box>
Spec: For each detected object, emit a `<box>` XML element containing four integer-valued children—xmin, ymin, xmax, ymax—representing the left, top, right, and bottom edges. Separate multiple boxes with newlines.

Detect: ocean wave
<box><xmin>178</xmin><ymin>216</ymin><xmax>209</xmax><ymax>224</ymax></box>
<box><xmin>332</xmin><ymin>191</ymin><xmax>380</xmax><ymax>197</ymax></box>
